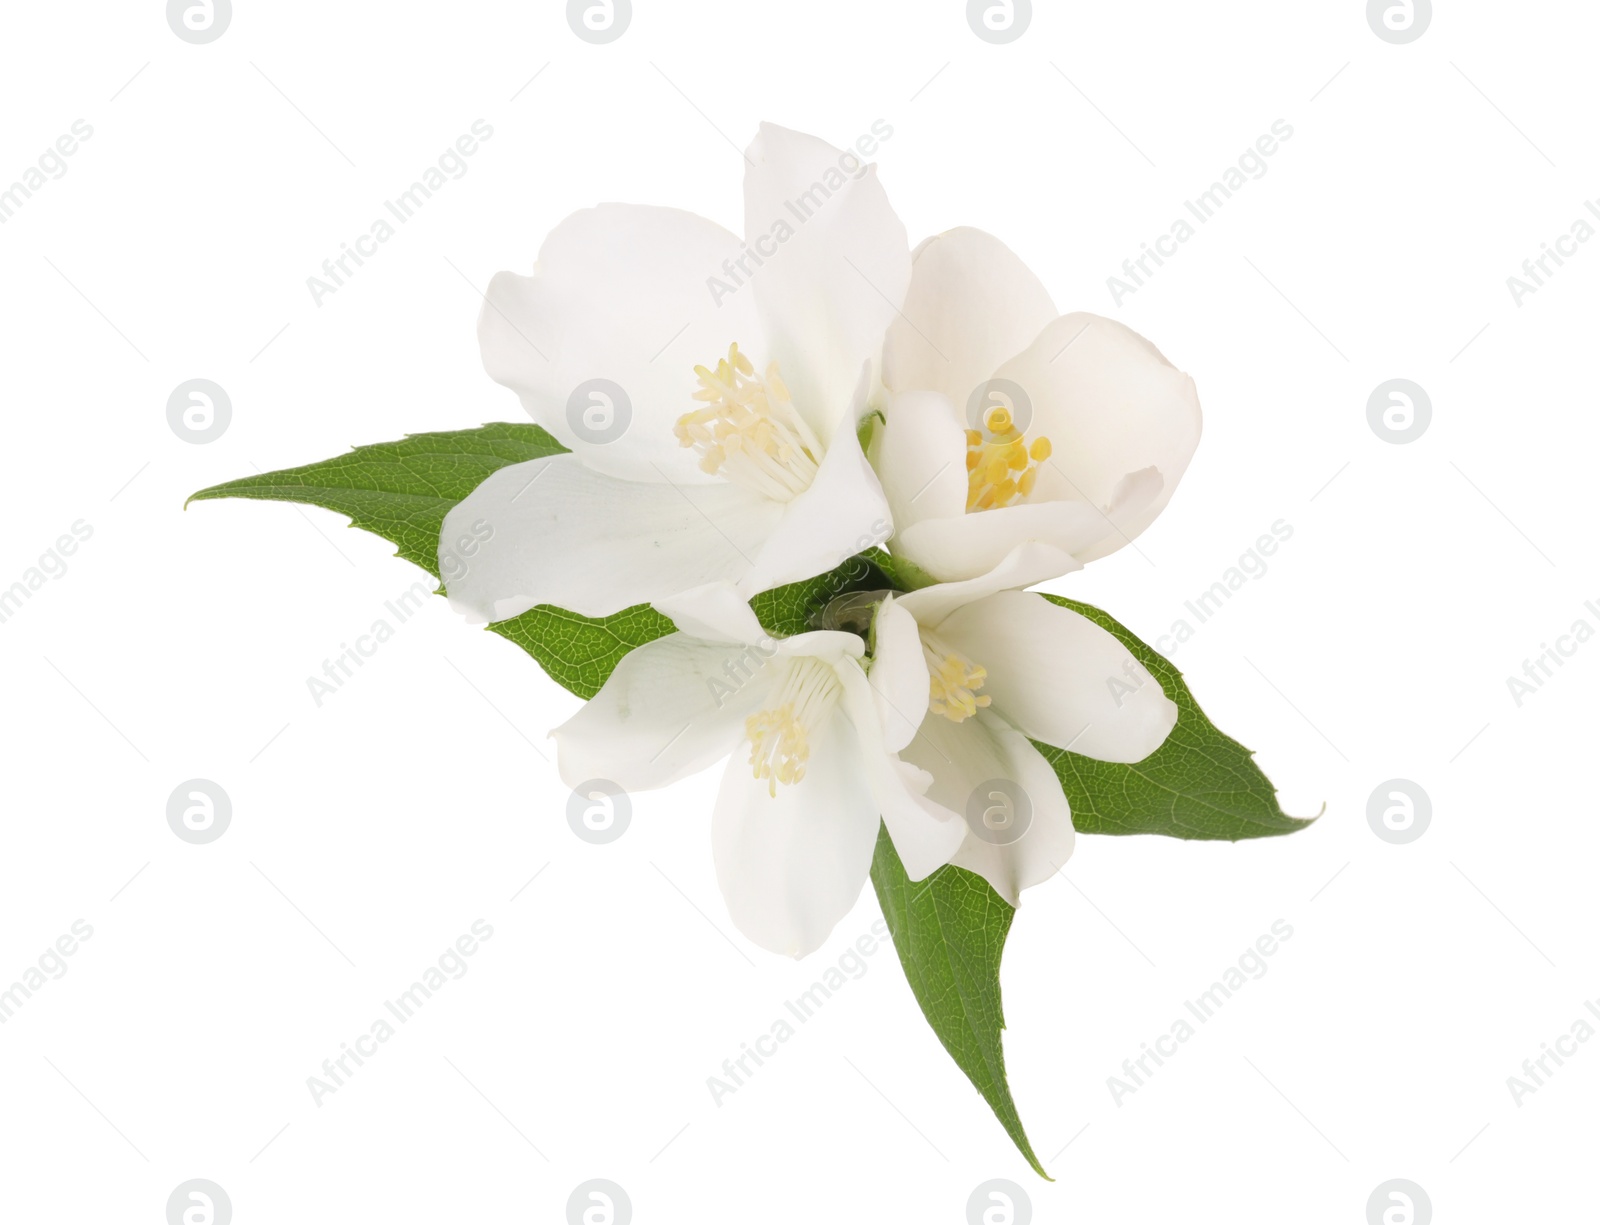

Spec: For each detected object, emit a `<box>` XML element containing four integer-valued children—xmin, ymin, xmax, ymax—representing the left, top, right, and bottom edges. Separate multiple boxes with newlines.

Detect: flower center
<box><xmin>922</xmin><ymin>631</ymin><xmax>991</xmax><ymax>723</ymax></box>
<box><xmin>675</xmin><ymin>343</ymin><xmax>821</xmax><ymax>501</ymax></box>
<box><xmin>964</xmin><ymin>404</ymin><xmax>1052</xmax><ymax>512</ymax></box>
<box><xmin>744</xmin><ymin>657</ymin><xmax>842</xmax><ymax>795</ymax></box>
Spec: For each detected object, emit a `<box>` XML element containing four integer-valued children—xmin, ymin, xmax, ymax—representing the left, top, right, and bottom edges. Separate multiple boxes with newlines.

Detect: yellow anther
<box><xmin>676</xmin><ymin>343</ymin><xmax>821</xmax><ymax>502</ymax></box>
<box><xmin>745</xmin><ymin>703</ymin><xmax>809</xmax><ymax>795</ymax></box>
<box><xmin>924</xmin><ymin>635</ymin><xmax>992</xmax><ymax>724</ymax></box>
<box><xmin>983</xmin><ymin>405</ymin><xmax>1014</xmax><ymax>434</ymax></box>
<box><xmin>745</xmin><ymin>657</ymin><xmax>842</xmax><ymax>796</ymax></box>
<box><xmin>965</xmin><ymin>402</ymin><xmax>1051</xmax><ymax>512</ymax></box>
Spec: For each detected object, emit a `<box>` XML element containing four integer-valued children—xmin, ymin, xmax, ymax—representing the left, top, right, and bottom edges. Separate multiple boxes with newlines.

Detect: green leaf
<box><xmin>503</xmin><ymin>552</ymin><xmax>905</xmax><ymax>704</ymax></box>
<box><xmin>749</xmin><ymin>554</ymin><xmax>892</xmax><ymax>638</ymax></box>
<box><xmin>187</xmin><ymin>423</ymin><xmax>672</xmax><ymax>699</ymax></box>
<box><xmin>504</xmin><ymin>552</ymin><xmax>897</xmax><ymax>703</ymax></box>
<box><xmin>1035</xmin><ymin>596</ymin><xmax>1315</xmax><ymax>841</ymax></box>
<box><xmin>487</xmin><ymin>604</ymin><xmax>673</xmax><ymax>702</ymax></box>
<box><xmin>869</xmin><ymin>825</ymin><xmax>1049</xmax><ymax>1179</ymax></box>
<box><xmin>856</xmin><ymin>407</ymin><xmax>884</xmax><ymax>458</ymax></box>
<box><xmin>187</xmin><ymin>423</ymin><xmax>567</xmax><ymax>578</ymax></box>
<box><xmin>859</xmin><ymin>546</ymin><xmax>937</xmax><ymax>593</ymax></box>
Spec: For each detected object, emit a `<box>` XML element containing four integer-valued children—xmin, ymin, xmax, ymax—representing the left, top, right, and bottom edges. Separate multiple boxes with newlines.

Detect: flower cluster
<box><xmin>445</xmin><ymin>124</ymin><xmax>1203</xmax><ymax>958</ymax></box>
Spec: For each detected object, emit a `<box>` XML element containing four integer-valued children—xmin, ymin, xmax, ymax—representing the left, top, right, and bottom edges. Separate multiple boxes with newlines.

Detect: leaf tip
<box><xmin>184</xmin><ymin>480</ymin><xmax>232</xmax><ymax>509</ymax></box>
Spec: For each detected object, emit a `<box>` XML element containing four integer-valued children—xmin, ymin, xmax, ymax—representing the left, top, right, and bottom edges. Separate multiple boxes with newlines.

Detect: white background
<box><xmin>1</xmin><ymin>1</ymin><xmax>1595</xmax><ymax>1221</ymax></box>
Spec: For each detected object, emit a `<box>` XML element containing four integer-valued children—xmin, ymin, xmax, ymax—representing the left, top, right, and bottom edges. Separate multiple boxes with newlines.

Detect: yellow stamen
<box><xmin>965</xmin><ymin>401</ymin><xmax>1051</xmax><ymax>512</ymax></box>
<box><xmin>675</xmin><ymin>343</ymin><xmax>821</xmax><ymax>501</ymax></box>
<box><xmin>745</xmin><ymin>657</ymin><xmax>842</xmax><ymax>796</ymax></box>
<box><xmin>923</xmin><ymin>633</ymin><xmax>992</xmax><ymax>723</ymax></box>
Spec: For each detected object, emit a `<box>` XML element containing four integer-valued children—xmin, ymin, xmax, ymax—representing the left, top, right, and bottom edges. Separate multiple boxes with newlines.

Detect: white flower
<box><xmin>552</xmin><ymin>591</ymin><xmax>962</xmax><ymax>958</ymax></box>
<box><xmin>867</xmin><ymin>543</ymin><xmax>1179</xmax><ymax>903</ymax></box>
<box><xmin>440</xmin><ymin>124</ymin><xmax>911</xmax><ymax>625</ymax></box>
<box><xmin>873</xmin><ymin>227</ymin><xmax>1203</xmax><ymax>585</ymax></box>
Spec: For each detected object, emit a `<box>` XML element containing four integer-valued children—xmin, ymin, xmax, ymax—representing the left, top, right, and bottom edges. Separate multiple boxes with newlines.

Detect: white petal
<box><xmin>879</xmin><ymin>755</ymin><xmax>965</xmax><ymax>881</ymax></box>
<box><xmin>866</xmin><ymin>596</ymin><xmax>930</xmax><ymax>753</ymax></box>
<box><xmin>778</xmin><ymin>629</ymin><xmax>867</xmax><ymax>665</ymax></box>
<box><xmin>991</xmin><ymin>312</ymin><xmax>1202</xmax><ymax>561</ymax></box>
<box><xmin>653</xmin><ymin>582</ymin><xmax>770</xmax><ymax>645</ymax></box>
<box><xmin>552</xmin><ymin>632</ymin><xmax>772</xmax><ymax>792</ymax></box>
<box><xmin>882</xmin><ymin>227</ymin><xmax>1057</xmax><ymax>407</ymax></box>
<box><xmin>441</xmin><ymin>457</ymin><xmax>783</xmax><ymax>621</ymax></box>
<box><xmin>712</xmin><ymin>709</ymin><xmax>881</xmax><ymax>957</ymax></box>
<box><xmin>900</xmin><ymin>710</ymin><xmax>1075</xmax><ymax>906</ymax></box>
<box><xmin>895</xmin><ymin>540</ymin><xmax>1079</xmax><ymax>627</ymax></box>
<box><xmin>478</xmin><ymin>204</ymin><xmax>766</xmax><ymax>484</ymax></box>
<box><xmin>875</xmin><ymin>390</ymin><xmax>969</xmax><ymax>529</ymax></box>
<box><xmin>932</xmin><ymin>590</ymin><xmax>1178</xmax><ymax>763</ymax></box>
<box><xmin>893</xmin><ymin>500</ymin><xmax>1117</xmax><ymax>586</ymax></box>
<box><xmin>739</xmin><ymin>394</ymin><xmax>892</xmax><ymax>595</ymax></box>
<box><xmin>743</xmin><ymin>124</ymin><xmax>911</xmax><ymax>444</ymax></box>
<box><xmin>835</xmin><ymin>662</ymin><xmax>965</xmax><ymax>881</ymax></box>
